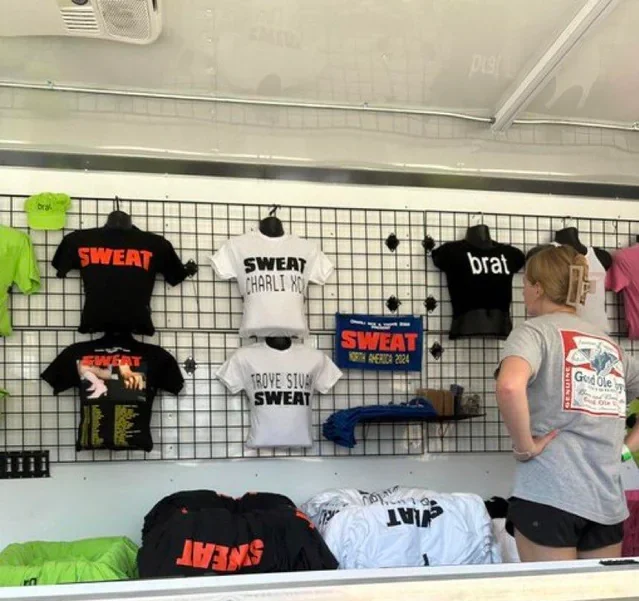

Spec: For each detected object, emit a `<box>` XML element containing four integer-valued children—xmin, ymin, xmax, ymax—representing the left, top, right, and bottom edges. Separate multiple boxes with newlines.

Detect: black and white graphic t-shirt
<box><xmin>301</xmin><ymin>487</ymin><xmax>500</xmax><ymax>568</ymax></box>
<box><xmin>41</xmin><ymin>334</ymin><xmax>184</xmax><ymax>452</ymax></box>
<box><xmin>52</xmin><ymin>227</ymin><xmax>188</xmax><ymax>335</ymax></box>
<box><xmin>216</xmin><ymin>341</ymin><xmax>342</xmax><ymax>448</ymax></box>
<box><xmin>210</xmin><ymin>231</ymin><xmax>334</xmax><ymax>338</ymax></box>
<box><xmin>432</xmin><ymin>240</ymin><xmax>525</xmax><ymax>339</ymax></box>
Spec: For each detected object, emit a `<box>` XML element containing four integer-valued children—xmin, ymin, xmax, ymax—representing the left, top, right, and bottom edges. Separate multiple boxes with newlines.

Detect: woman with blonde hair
<box><xmin>496</xmin><ymin>244</ymin><xmax>639</xmax><ymax>562</ymax></box>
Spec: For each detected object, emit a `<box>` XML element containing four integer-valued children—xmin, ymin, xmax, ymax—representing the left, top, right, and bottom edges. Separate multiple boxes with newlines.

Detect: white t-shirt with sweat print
<box><xmin>216</xmin><ymin>341</ymin><xmax>342</xmax><ymax>448</ymax></box>
<box><xmin>210</xmin><ymin>231</ymin><xmax>334</xmax><ymax>338</ymax></box>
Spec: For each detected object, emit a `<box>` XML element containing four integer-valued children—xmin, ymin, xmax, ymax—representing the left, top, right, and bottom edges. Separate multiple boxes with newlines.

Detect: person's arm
<box><xmin>496</xmin><ymin>357</ymin><xmax>535</xmax><ymax>452</ymax></box>
<box><xmin>118</xmin><ymin>364</ymin><xmax>146</xmax><ymax>390</ymax></box>
<box><xmin>496</xmin><ymin>324</ymin><xmax>558</xmax><ymax>461</ymax></box>
<box><xmin>624</xmin><ymin>354</ymin><xmax>639</xmax><ymax>453</ymax></box>
<box><xmin>497</xmin><ymin>357</ymin><xmax>558</xmax><ymax>460</ymax></box>
<box><xmin>79</xmin><ymin>364</ymin><xmax>112</xmax><ymax>380</ymax></box>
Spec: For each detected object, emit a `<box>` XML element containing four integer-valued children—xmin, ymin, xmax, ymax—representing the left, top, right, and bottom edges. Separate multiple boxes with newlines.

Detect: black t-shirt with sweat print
<box><xmin>52</xmin><ymin>227</ymin><xmax>188</xmax><ymax>335</ymax></box>
<box><xmin>41</xmin><ymin>334</ymin><xmax>184</xmax><ymax>452</ymax></box>
<box><xmin>432</xmin><ymin>240</ymin><xmax>525</xmax><ymax>339</ymax></box>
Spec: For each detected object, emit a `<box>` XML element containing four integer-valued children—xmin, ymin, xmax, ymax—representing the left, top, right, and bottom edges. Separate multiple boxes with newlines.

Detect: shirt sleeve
<box><xmin>623</xmin><ymin>353</ymin><xmax>639</xmax><ymax>402</ymax></box>
<box><xmin>51</xmin><ymin>233</ymin><xmax>79</xmax><ymax>277</ymax></box>
<box><xmin>158</xmin><ymin>238</ymin><xmax>188</xmax><ymax>286</ymax></box>
<box><xmin>509</xmin><ymin>246</ymin><xmax>526</xmax><ymax>273</ymax></box>
<box><xmin>155</xmin><ymin>348</ymin><xmax>185</xmax><ymax>395</ymax></box>
<box><xmin>210</xmin><ymin>239</ymin><xmax>238</xmax><ymax>281</ymax></box>
<box><xmin>606</xmin><ymin>255</ymin><xmax>629</xmax><ymax>293</ymax></box>
<box><xmin>14</xmin><ymin>234</ymin><xmax>41</xmax><ymax>295</ymax></box>
<box><xmin>314</xmin><ymin>354</ymin><xmax>343</xmax><ymax>394</ymax></box>
<box><xmin>499</xmin><ymin>322</ymin><xmax>545</xmax><ymax>382</ymax></box>
<box><xmin>216</xmin><ymin>352</ymin><xmax>245</xmax><ymax>394</ymax></box>
<box><xmin>307</xmin><ymin>247</ymin><xmax>334</xmax><ymax>285</ymax></box>
<box><xmin>431</xmin><ymin>243</ymin><xmax>450</xmax><ymax>271</ymax></box>
<box><xmin>41</xmin><ymin>346</ymin><xmax>80</xmax><ymax>395</ymax></box>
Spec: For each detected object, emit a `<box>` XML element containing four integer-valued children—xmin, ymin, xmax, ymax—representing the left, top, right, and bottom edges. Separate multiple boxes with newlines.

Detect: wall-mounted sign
<box><xmin>334</xmin><ymin>313</ymin><xmax>423</xmax><ymax>371</ymax></box>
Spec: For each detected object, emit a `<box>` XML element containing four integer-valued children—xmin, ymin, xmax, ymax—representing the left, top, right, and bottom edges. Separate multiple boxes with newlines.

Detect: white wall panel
<box><xmin>2</xmin><ymin>0</ymin><xmax>638</xmax><ymax>180</ymax></box>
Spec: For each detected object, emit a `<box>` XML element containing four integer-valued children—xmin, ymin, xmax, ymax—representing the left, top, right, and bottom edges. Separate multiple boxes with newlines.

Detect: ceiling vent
<box><xmin>0</xmin><ymin>0</ymin><xmax>162</xmax><ymax>45</ymax></box>
<box><xmin>59</xmin><ymin>7</ymin><xmax>100</xmax><ymax>34</ymax></box>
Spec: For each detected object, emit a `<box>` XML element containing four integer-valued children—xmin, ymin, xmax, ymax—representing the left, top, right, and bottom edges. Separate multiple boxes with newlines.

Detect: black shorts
<box><xmin>506</xmin><ymin>497</ymin><xmax>624</xmax><ymax>552</ymax></box>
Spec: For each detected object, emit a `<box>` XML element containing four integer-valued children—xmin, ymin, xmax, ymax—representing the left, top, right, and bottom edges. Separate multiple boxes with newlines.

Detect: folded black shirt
<box><xmin>138</xmin><ymin>490</ymin><xmax>338</xmax><ymax>578</ymax></box>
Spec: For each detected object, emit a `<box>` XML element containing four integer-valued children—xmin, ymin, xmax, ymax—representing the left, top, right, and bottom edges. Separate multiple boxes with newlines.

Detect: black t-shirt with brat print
<box><xmin>41</xmin><ymin>334</ymin><xmax>184</xmax><ymax>452</ymax></box>
<box><xmin>432</xmin><ymin>240</ymin><xmax>525</xmax><ymax>339</ymax></box>
<box><xmin>52</xmin><ymin>227</ymin><xmax>188</xmax><ymax>336</ymax></box>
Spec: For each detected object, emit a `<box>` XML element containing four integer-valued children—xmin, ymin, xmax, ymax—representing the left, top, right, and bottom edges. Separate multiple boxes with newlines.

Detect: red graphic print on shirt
<box><xmin>560</xmin><ymin>329</ymin><xmax>625</xmax><ymax>418</ymax></box>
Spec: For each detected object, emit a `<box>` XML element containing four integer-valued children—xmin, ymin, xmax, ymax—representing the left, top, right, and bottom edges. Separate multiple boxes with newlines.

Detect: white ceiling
<box><xmin>0</xmin><ymin>0</ymin><xmax>634</xmax><ymax>121</ymax></box>
<box><xmin>0</xmin><ymin>0</ymin><xmax>637</xmax><ymax>183</ymax></box>
<box><xmin>527</xmin><ymin>0</ymin><xmax>639</xmax><ymax>123</ymax></box>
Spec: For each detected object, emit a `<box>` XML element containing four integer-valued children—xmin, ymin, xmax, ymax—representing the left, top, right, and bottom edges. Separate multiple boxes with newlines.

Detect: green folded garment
<box><xmin>0</xmin><ymin>537</ymin><xmax>138</xmax><ymax>587</ymax></box>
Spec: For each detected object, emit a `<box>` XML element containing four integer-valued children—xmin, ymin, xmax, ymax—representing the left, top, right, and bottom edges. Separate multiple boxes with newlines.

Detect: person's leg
<box><xmin>578</xmin><ymin>543</ymin><xmax>622</xmax><ymax>560</ymax></box>
<box><xmin>507</xmin><ymin>498</ymin><xmax>582</xmax><ymax>562</ymax></box>
<box><xmin>515</xmin><ymin>530</ymin><xmax>578</xmax><ymax>562</ymax></box>
<box><xmin>577</xmin><ymin>522</ymin><xmax>624</xmax><ymax>560</ymax></box>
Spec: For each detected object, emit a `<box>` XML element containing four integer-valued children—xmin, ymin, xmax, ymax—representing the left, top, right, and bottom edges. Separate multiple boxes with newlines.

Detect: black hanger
<box><xmin>265</xmin><ymin>337</ymin><xmax>292</xmax><ymax>351</ymax></box>
<box><xmin>465</xmin><ymin>224</ymin><xmax>494</xmax><ymax>249</ymax></box>
<box><xmin>105</xmin><ymin>197</ymin><xmax>133</xmax><ymax>230</ymax></box>
<box><xmin>554</xmin><ymin>227</ymin><xmax>586</xmax><ymax>255</ymax></box>
<box><xmin>259</xmin><ymin>206</ymin><xmax>284</xmax><ymax>238</ymax></box>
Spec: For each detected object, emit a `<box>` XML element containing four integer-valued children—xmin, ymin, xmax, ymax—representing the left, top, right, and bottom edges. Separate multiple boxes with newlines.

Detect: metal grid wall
<box><xmin>0</xmin><ymin>195</ymin><xmax>635</xmax><ymax>463</ymax></box>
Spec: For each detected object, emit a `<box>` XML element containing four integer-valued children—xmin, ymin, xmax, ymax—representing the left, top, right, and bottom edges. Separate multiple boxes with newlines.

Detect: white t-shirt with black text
<box><xmin>216</xmin><ymin>341</ymin><xmax>342</xmax><ymax>448</ymax></box>
<box><xmin>210</xmin><ymin>231</ymin><xmax>334</xmax><ymax>338</ymax></box>
<box><xmin>301</xmin><ymin>486</ymin><xmax>500</xmax><ymax>568</ymax></box>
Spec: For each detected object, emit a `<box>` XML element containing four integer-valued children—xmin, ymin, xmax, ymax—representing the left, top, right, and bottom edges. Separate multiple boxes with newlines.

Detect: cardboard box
<box><xmin>415</xmin><ymin>388</ymin><xmax>455</xmax><ymax>416</ymax></box>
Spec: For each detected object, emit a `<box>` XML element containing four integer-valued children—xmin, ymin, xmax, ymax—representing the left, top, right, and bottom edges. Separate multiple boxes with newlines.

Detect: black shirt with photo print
<box><xmin>432</xmin><ymin>240</ymin><xmax>525</xmax><ymax>339</ymax></box>
<box><xmin>52</xmin><ymin>226</ymin><xmax>188</xmax><ymax>335</ymax></box>
<box><xmin>41</xmin><ymin>334</ymin><xmax>184</xmax><ymax>452</ymax></box>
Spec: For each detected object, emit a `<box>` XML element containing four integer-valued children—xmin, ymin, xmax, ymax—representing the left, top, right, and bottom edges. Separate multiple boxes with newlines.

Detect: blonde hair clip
<box><xmin>566</xmin><ymin>265</ymin><xmax>589</xmax><ymax>307</ymax></box>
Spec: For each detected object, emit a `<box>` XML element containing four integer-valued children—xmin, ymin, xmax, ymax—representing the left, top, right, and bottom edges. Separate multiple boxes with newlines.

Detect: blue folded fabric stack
<box><xmin>322</xmin><ymin>398</ymin><xmax>438</xmax><ymax>448</ymax></box>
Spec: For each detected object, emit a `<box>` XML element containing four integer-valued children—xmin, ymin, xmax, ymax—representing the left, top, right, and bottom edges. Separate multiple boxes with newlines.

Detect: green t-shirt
<box><xmin>0</xmin><ymin>225</ymin><xmax>41</xmax><ymax>336</ymax></box>
<box><xmin>0</xmin><ymin>388</ymin><xmax>7</xmax><ymax>418</ymax></box>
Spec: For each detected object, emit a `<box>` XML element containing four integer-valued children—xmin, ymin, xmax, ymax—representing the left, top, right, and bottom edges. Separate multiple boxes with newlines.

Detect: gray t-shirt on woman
<box><xmin>500</xmin><ymin>312</ymin><xmax>639</xmax><ymax>524</ymax></box>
